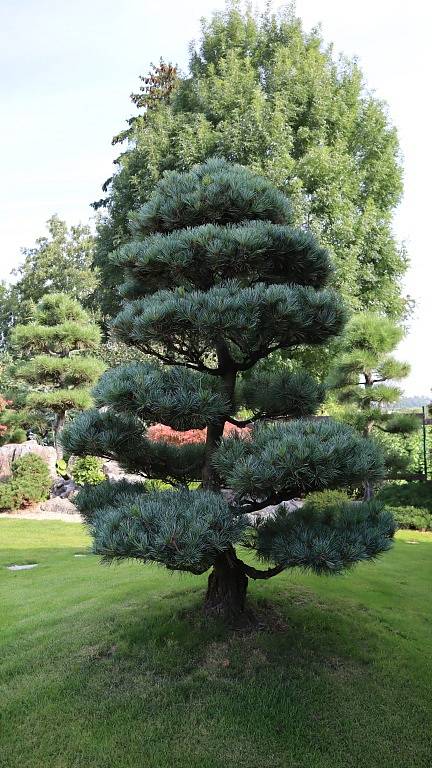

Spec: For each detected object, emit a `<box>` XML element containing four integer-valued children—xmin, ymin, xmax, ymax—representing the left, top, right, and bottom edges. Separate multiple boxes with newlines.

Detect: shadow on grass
<box><xmin>3</xmin><ymin>540</ymin><xmax>430</xmax><ymax>768</ymax></box>
<box><xmin>98</xmin><ymin>580</ymin><xmax>384</xmax><ymax>686</ymax></box>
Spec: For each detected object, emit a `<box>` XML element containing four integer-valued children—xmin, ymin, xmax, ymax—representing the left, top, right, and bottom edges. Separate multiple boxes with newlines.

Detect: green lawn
<box><xmin>1</xmin><ymin>520</ymin><xmax>431</xmax><ymax>768</ymax></box>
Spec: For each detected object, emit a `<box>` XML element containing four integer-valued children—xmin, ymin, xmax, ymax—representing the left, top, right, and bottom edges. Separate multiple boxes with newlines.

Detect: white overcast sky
<box><xmin>0</xmin><ymin>0</ymin><xmax>430</xmax><ymax>395</ymax></box>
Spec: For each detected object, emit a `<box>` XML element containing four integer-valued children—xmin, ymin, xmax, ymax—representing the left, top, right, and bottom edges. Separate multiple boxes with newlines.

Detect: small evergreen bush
<box><xmin>302</xmin><ymin>489</ymin><xmax>350</xmax><ymax>514</ymax></box>
<box><xmin>8</xmin><ymin>427</ymin><xmax>27</xmax><ymax>444</ymax></box>
<box><xmin>0</xmin><ymin>483</ymin><xmax>15</xmax><ymax>511</ymax></box>
<box><xmin>72</xmin><ymin>456</ymin><xmax>105</xmax><ymax>486</ymax></box>
<box><xmin>0</xmin><ymin>454</ymin><xmax>51</xmax><ymax>511</ymax></box>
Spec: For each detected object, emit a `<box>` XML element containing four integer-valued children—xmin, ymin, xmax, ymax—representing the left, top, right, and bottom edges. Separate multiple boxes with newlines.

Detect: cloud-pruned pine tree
<box><xmin>327</xmin><ymin>312</ymin><xmax>419</xmax><ymax>488</ymax></box>
<box><xmin>63</xmin><ymin>160</ymin><xmax>394</xmax><ymax>621</ymax></box>
<box><xmin>11</xmin><ymin>294</ymin><xmax>105</xmax><ymax>458</ymax></box>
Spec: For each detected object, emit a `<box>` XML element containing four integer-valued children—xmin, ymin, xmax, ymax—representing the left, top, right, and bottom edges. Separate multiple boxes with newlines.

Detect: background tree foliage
<box><xmin>11</xmin><ymin>294</ymin><xmax>105</xmax><ymax>458</ymax></box>
<box><xmin>0</xmin><ymin>215</ymin><xmax>98</xmax><ymax>344</ymax></box>
<box><xmin>93</xmin><ymin>2</ymin><xmax>408</xmax><ymax>328</ymax></box>
<box><xmin>327</xmin><ymin>313</ymin><xmax>419</xmax><ymax>484</ymax></box>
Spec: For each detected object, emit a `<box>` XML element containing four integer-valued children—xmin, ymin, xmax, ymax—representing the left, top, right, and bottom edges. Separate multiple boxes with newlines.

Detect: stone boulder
<box><xmin>0</xmin><ymin>440</ymin><xmax>57</xmax><ymax>481</ymax></box>
<box><xmin>52</xmin><ymin>476</ymin><xmax>79</xmax><ymax>499</ymax></box>
<box><xmin>221</xmin><ymin>488</ymin><xmax>303</xmax><ymax>523</ymax></box>
<box><xmin>39</xmin><ymin>497</ymin><xmax>79</xmax><ymax>515</ymax></box>
<box><xmin>102</xmin><ymin>459</ymin><xmax>144</xmax><ymax>485</ymax></box>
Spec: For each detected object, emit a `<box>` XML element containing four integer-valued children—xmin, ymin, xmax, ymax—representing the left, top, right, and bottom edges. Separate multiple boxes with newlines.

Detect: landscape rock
<box><xmin>102</xmin><ymin>459</ymin><xmax>144</xmax><ymax>485</ymax></box>
<box><xmin>222</xmin><ymin>488</ymin><xmax>303</xmax><ymax>522</ymax></box>
<box><xmin>0</xmin><ymin>441</ymin><xmax>57</xmax><ymax>481</ymax></box>
<box><xmin>39</xmin><ymin>497</ymin><xmax>78</xmax><ymax>515</ymax></box>
<box><xmin>52</xmin><ymin>476</ymin><xmax>79</xmax><ymax>499</ymax></box>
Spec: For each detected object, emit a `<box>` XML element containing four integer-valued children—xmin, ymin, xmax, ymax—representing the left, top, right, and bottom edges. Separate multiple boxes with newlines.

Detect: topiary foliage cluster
<box><xmin>213</xmin><ymin>420</ymin><xmax>384</xmax><ymax>504</ymax></box>
<box><xmin>253</xmin><ymin>500</ymin><xmax>395</xmax><ymax>574</ymax></box>
<box><xmin>63</xmin><ymin>160</ymin><xmax>393</xmax><ymax>619</ymax></box>
<box><xmin>88</xmin><ymin>488</ymin><xmax>246</xmax><ymax>574</ymax></box>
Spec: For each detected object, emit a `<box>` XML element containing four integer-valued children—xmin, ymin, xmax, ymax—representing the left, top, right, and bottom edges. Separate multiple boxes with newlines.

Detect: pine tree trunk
<box><xmin>201</xmin><ymin>344</ymin><xmax>236</xmax><ymax>490</ymax></box>
<box><xmin>54</xmin><ymin>412</ymin><xmax>66</xmax><ymax>461</ymax></box>
<box><xmin>204</xmin><ymin>552</ymin><xmax>248</xmax><ymax>621</ymax></box>
<box><xmin>202</xmin><ymin>422</ymin><xmax>225</xmax><ymax>489</ymax></box>
<box><xmin>202</xmin><ymin>344</ymin><xmax>247</xmax><ymax>620</ymax></box>
<box><xmin>363</xmin><ymin>417</ymin><xmax>374</xmax><ymax>500</ymax></box>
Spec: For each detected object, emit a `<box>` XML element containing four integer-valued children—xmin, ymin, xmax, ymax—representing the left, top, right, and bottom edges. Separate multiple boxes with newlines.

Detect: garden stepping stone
<box><xmin>7</xmin><ymin>564</ymin><xmax>38</xmax><ymax>571</ymax></box>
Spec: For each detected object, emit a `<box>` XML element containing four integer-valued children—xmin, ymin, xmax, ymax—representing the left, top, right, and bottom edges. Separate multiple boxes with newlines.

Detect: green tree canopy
<box><xmin>93</xmin><ymin>2</ymin><xmax>407</xmax><ymax>330</ymax></box>
<box><xmin>64</xmin><ymin>161</ymin><xmax>394</xmax><ymax>621</ymax></box>
<box><xmin>1</xmin><ymin>215</ymin><xmax>98</xmax><ymax>344</ymax></box>
<box><xmin>11</xmin><ymin>293</ymin><xmax>105</xmax><ymax>458</ymax></box>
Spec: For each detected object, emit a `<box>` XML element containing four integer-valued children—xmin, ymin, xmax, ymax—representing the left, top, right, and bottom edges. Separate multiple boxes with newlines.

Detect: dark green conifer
<box><xmin>64</xmin><ymin>161</ymin><xmax>394</xmax><ymax>620</ymax></box>
<box><xmin>327</xmin><ymin>312</ymin><xmax>419</xmax><ymax>490</ymax></box>
<box><xmin>11</xmin><ymin>294</ymin><xmax>105</xmax><ymax>458</ymax></box>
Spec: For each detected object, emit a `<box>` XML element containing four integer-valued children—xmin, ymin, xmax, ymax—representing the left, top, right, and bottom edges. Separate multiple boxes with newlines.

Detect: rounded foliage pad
<box><xmin>88</xmin><ymin>488</ymin><xmax>246</xmax><ymax>574</ymax></box>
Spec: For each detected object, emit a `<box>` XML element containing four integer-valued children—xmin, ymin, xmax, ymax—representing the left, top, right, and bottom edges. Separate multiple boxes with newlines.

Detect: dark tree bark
<box><xmin>204</xmin><ymin>551</ymin><xmax>249</xmax><ymax>620</ymax></box>
<box><xmin>204</xmin><ymin>546</ymin><xmax>286</xmax><ymax>621</ymax></box>
<box><xmin>202</xmin><ymin>341</ymin><xmax>236</xmax><ymax>491</ymax></box>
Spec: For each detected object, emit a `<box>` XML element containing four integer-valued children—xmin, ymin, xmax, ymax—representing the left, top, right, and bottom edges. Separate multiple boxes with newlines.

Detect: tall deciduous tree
<box><xmin>11</xmin><ymin>294</ymin><xmax>105</xmax><ymax>458</ymax></box>
<box><xmin>63</xmin><ymin>161</ymin><xmax>394</xmax><ymax>621</ymax></box>
<box><xmin>92</xmin><ymin>3</ymin><xmax>407</xmax><ymax>329</ymax></box>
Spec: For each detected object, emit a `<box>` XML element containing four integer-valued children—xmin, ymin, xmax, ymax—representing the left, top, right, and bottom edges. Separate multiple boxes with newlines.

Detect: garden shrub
<box><xmin>0</xmin><ymin>396</ymin><xmax>27</xmax><ymax>446</ymax></box>
<box><xmin>302</xmin><ymin>489</ymin><xmax>350</xmax><ymax>513</ymax></box>
<box><xmin>147</xmin><ymin>422</ymin><xmax>249</xmax><ymax>445</ymax></box>
<box><xmin>387</xmin><ymin>505</ymin><xmax>432</xmax><ymax>531</ymax></box>
<box><xmin>0</xmin><ymin>483</ymin><xmax>15</xmax><ymax>511</ymax></box>
<box><xmin>8</xmin><ymin>427</ymin><xmax>27</xmax><ymax>444</ymax></box>
<box><xmin>0</xmin><ymin>454</ymin><xmax>51</xmax><ymax>511</ymax></box>
<box><xmin>56</xmin><ymin>458</ymin><xmax>69</xmax><ymax>478</ymax></box>
<box><xmin>377</xmin><ymin>481</ymin><xmax>432</xmax><ymax>512</ymax></box>
<box><xmin>72</xmin><ymin>455</ymin><xmax>105</xmax><ymax>486</ymax></box>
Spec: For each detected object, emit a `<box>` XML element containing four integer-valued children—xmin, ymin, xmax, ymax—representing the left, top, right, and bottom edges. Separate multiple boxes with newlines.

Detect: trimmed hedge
<box><xmin>387</xmin><ymin>505</ymin><xmax>432</xmax><ymax>532</ymax></box>
<box><xmin>376</xmin><ymin>481</ymin><xmax>432</xmax><ymax>512</ymax></box>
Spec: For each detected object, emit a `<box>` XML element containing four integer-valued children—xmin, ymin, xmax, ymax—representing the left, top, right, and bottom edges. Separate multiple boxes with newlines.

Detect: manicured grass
<box><xmin>1</xmin><ymin>520</ymin><xmax>431</xmax><ymax>768</ymax></box>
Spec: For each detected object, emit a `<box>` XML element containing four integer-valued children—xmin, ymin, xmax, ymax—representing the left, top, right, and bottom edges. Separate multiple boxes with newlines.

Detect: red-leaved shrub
<box><xmin>147</xmin><ymin>423</ymin><xmax>250</xmax><ymax>445</ymax></box>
